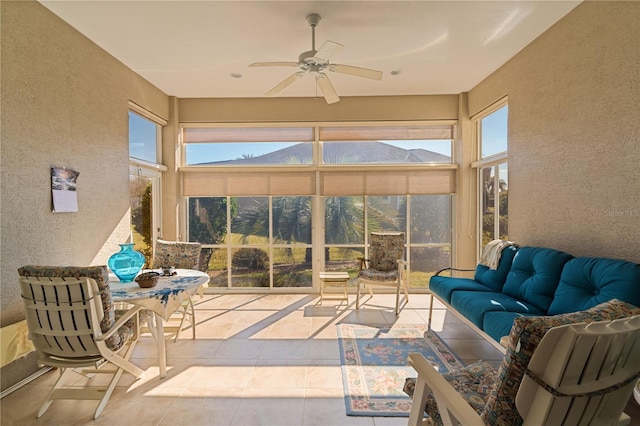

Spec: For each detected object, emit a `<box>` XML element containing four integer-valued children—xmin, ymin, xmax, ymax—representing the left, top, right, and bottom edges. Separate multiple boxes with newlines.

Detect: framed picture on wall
<box><xmin>51</xmin><ymin>167</ymin><xmax>79</xmax><ymax>212</ymax></box>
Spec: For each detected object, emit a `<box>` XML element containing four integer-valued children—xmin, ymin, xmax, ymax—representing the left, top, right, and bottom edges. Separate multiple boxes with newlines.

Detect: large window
<box><xmin>190</xmin><ymin>196</ymin><xmax>312</xmax><ymax>289</ymax></box>
<box><xmin>129</xmin><ymin>105</ymin><xmax>166</xmax><ymax>264</ymax></box>
<box><xmin>129</xmin><ymin>111</ymin><xmax>159</xmax><ymax>163</ymax></box>
<box><xmin>182</xmin><ymin>122</ymin><xmax>456</xmax><ymax>292</ymax></box>
<box><xmin>192</xmin><ymin>194</ymin><xmax>451</xmax><ymax>290</ymax></box>
<box><xmin>183</xmin><ymin>127</ymin><xmax>314</xmax><ymax>166</ymax></box>
<box><xmin>324</xmin><ymin>195</ymin><xmax>451</xmax><ymax>289</ymax></box>
<box><xmin>474</xmin><ymin>103</ymin><xmax>508</xmax><ymax>248</ymax></box>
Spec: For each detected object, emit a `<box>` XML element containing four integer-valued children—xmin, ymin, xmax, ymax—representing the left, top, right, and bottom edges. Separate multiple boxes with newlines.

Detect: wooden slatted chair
<box><xmin>152</xmin><ymin>239</ymin><xmax>202</xmax><ymax>340</ymax></box>
<box><xmin>356</xmin><ymin>232</ymin><xmax>409</xmax><ymax>315</ymax></box>
<box><xmin>516</xmin><ymin>314</ymin><xmax>640</xmax><ymax>425</ymax></box>
<box><xmin>404</xmin><ymin>299</ymin><xmax>640</xmax><ymax>426</ymax></box>
<box><xmin>19</xmin><ymin>269</ymin><xmax>144</xmax><ymax>419</ymax></box>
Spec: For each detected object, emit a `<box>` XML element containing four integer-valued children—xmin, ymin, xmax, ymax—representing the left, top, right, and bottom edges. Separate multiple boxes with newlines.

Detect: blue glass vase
<box><xmin>108</xmin><ymin>243</ymin><xmax>145</xmax><ymax>282</ymax></box>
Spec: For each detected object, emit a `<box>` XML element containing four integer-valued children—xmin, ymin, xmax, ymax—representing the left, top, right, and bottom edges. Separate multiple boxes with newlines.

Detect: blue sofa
<box><xmin>429</xmin><ymin>246</ymin><xmax>640</xmax><ymax>344</ymax></box>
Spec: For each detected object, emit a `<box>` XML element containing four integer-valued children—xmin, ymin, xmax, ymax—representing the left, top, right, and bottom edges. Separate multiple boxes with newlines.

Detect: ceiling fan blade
<box><xmin>265</xmin><ymin>71</ymin><xmax>305</xmax><ymax>96</ymax></box>
<box><xmin>313</xmin><ymin>41</ymin><xmax>343</xmax><ymax>62</ymax></box>
<box><xmin>249</xmin><ymin>62</ymin><xmax>298</xmax><ymax>68</ymax></box>
<box><xmin>316</xmin><ymin>74</ymin><xmax>340</xmax><ymax>104</ymax></box>
<box><xmin>330</xmin><ymin>64</ymin><xmax>383</xmax><ymax>81</ymax></box>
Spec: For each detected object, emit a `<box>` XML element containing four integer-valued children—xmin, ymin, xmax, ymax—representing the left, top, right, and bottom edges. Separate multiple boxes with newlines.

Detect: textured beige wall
<box><xmin>1</xmin><ymin>1</ymin><xmax>168</xmax><ymax>327</ymax></box>
<box><xmin>469</xmin><ymin>1</ymin><xmax>640</xmax><ymax>263</ymax></box>
<box><xmin>178</xmin><ymin>94</ymin><xmax>459</xmax><ymax>123</ymax></box>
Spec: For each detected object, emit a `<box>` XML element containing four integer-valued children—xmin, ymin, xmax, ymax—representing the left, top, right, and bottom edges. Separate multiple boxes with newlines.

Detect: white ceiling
<box><xmin>39</xmin><ymin>1</ymin><xmax>581</xmax><ymax>99</ymax></box>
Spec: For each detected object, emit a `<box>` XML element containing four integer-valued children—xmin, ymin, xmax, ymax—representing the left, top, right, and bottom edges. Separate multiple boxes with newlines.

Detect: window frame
<box><xmin>128</xmin><ymin>102</ymin><xmax>167</xmax><ymax>253</ymax></box>
<box><xmin>180</xmin><ymin>121</ymin><xmax>457</xmax><ymax>170</ymax></box>
<box><xmin>471</xmin><ymin>98</ymin><xmax>509</xmax><ymax>255</ymax></box>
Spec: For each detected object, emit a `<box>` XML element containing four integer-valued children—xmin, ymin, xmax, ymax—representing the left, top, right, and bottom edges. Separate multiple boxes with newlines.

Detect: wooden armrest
<box><xmin>434</xmin><ymin>267</ymin><xmax>476</xmax><ymax>276</ymax></box>
<box><xmin>408</xmin><ymin>353</ymin><xmax>482</xmax><ymax>426</ymax></box>
<box><xmin>96</xmin><ymin>305</ymin><xmax>143</xmax><ymax>341</ymax></box>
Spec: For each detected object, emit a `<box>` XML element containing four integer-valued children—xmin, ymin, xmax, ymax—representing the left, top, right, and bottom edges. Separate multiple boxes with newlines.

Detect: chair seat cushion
<box><xmin>482</xmin><ymin>312</ymin><xmax>538</xmax><ymax>343</ymax></box>
<box><xmin>450</xmin><ymin>291</ymin><xmax>544</xmax><ymax>329</ymax></box>
<box><xmin>404</xmin><ymin>361</ymin><xmax>497</xmax><ymax>425</ymax></box>
<box><xmin>430</xmin><ymin>276</ymin><xmax>494</xmax><ymax>304</ymax></box>
<box><xmin>358</xmin><ymin>268</ymin><xmax>397</xmax><ymax>282</ymax></box>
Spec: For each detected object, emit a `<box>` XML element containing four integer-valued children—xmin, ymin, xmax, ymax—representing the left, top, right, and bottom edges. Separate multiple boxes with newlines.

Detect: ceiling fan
<box><xmin>249</xmin><ymin>14</ymin><xmax>383</xmax><ymax>104</ymax></box>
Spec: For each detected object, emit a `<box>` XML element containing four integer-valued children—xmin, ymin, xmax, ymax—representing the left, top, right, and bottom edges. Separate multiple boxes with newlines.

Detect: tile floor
<box><xmin>2</xmin><ymin>293</ymin><xmax>637</xmax><ymax>425</ymax></box>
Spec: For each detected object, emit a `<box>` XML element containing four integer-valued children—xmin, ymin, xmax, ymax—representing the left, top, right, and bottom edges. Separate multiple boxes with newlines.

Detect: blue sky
<box><xmin>184</xmin><ymin>139</ymin><xmax>455</xmax><ymax>164</ymax></box>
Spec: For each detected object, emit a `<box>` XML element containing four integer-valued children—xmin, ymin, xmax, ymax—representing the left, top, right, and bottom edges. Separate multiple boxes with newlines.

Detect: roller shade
<box><xmin>184</xmin><ymin>127</ymin><xmax>314</xmax><ymax>143</ymax></box>
<box><xmin>184</xmin><ymin>169</ymin><xmax>456</xmax><ymax>197</ymax></box>
<box><xmin>321</xmin><ymin>169</ymin><xmax>456</xmax><ymax>195</ymax></box>
<box><xmin>319</xmin><ymin>125</ymin><xmax>453</xmax><ymax>141</ymax></box>
<box><xmin>183</xmin><ymin>171</ymin><xmax>316</xmax><ymax>196</ymax></box>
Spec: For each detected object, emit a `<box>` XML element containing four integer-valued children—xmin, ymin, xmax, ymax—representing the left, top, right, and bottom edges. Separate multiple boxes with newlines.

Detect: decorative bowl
<box><xmin>135</xmin><ymin>271</ymin><xmax>160</xmax><ymax>288</ymax></box>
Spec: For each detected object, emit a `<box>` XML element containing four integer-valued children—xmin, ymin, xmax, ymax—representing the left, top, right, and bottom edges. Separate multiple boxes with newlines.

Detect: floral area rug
<box><xmin>337</xmin><ymin>323</ymin><xmax>464</xmax><ymax>417</ymax></box>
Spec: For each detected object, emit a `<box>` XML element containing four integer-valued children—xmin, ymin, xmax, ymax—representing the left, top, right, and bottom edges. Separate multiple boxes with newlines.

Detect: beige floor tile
<box><xmin>157</xmin><ymin>396</ymin><xmax>239</xmax><ymax>426</ymax></box>
<box><xmin>307</xmin><ymin>338</ymin><xmax>340</xmax><ymax>361</ymax></box>
<box><xmin>247</xmin><ymin>366</ymin><xmax>307</xmax><ymax>389</ymax></box>
<box><xmin>305</xmin><ymin>365</ymin><xmax>343</xmax><ymax>388</ymax></box>
<box><xmin>260</xmin><ymin>339</ymin><xmax>311</xmax><ymax>359</ymax></box>
<box><xmin>212</xmin><ymin>338</ymin><xmax>266</xmax><ymax>359</ymax></box>
<box><xmin>231</xmin><ymin>395</ymin><xmax>305</xmax><ymax>426</ymax></box>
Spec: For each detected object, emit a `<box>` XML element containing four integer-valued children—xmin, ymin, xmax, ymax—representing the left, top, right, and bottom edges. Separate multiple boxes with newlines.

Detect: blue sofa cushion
<box><xmin>450</xmin><ymin>291</ymin><xmax>545</xmax><ymax>329</ymax></box>
<box><xmin>502</xmin><ymin>247</ymin><xmax>574</xmax><ymax>312</ymax></box>
<box><xmin>430</xmin><ymin>276</ymin><xmax>494</xmax><ymax>304</ymax></box>
<box><xmin>547</xmin><ymin>257</ymin><xmax>640</xmax><ymax>315</ymax></box>
<box><xmin>482</xmin><ymin>312</ymin><xmax>539</xmax><ymax>342</ymax></box>
<box><xmin>474</xmin><ymin>245</ymin><xmax>519</xmax><ymax>291</ymax></box>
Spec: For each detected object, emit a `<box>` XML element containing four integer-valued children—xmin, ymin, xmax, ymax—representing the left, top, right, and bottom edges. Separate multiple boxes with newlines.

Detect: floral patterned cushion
<box><xmin>358</xmin><ymin>268</ymin><xmax>398</xmax><ymax>282</ymax></box>
<box><xmin>368</xmin><ymin>232</ymin><xmax>404</xmax><ymax>272</ymax></box>
<box><xmin>404</xmin><ymin>361</ymin><xmax>497</xmax><ymax>425</ymax></box>
<box><xmin>404</xmin><ymin>299</ymin><xmax>640</xmax><ymax>426</ymax></box>
<box><xmin>153</xmin><ymin>239</ymin><xmax>202</xmax><ymax>270</ymax></box>
<box><xmin>18</xmin><ymin>265</ymin><xmax>141</xmax><ymax>351</ymax></box>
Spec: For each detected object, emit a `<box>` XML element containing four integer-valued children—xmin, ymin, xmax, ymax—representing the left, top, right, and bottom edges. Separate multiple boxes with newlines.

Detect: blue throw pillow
<box><xmin>502</xmin><ymin>247</ymin><xmax>574</xmax><ymax>312</ymax></box>
<box><xmin>548</xmin><ymin>257</ymin><xmax>640</xmax><ymax>315</ymax></box>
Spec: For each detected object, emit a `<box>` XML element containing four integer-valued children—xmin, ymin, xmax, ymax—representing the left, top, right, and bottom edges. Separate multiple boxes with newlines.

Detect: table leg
<box><xmin>154</xmin><ymin>313</ymin><xmax>167</xmax><ymax>378</ymax></box>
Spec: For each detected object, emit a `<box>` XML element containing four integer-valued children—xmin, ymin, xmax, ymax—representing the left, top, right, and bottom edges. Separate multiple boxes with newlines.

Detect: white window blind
<box><xmin>183</xmin><ymin>127</ymin><xmax>314</xmax><ymax>143</ymax></box>
<box><xmin>183</xmin><ymin>171</ymin><xmax>316</xmax><ymax>196</ymax></box>
<box><xmin>320</xmin><ymin>169</ymin><xmax>456</xmax><ymax>196</ymax></box>
<box><xmin>319</xmin><ymin>125</ymin><xmax>453</xmax><ymax>141</ymax></box>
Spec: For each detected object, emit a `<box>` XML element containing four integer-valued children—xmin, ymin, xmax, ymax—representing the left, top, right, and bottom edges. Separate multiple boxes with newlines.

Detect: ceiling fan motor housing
<box><xmin>306</xmin><ymin>13</ymin><xmax>321</xmax><ymax>27</ymax></box>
